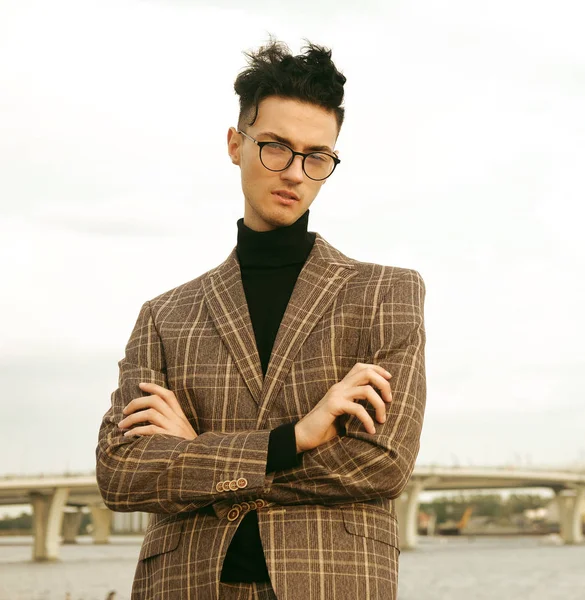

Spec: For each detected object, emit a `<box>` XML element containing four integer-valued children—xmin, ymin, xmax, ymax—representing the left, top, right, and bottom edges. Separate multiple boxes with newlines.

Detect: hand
<box><xmin>294</xmin><ymin>363</ymin><xmax>393</xmax><ymax>453</ymax></box>
<box><xmin>118</xmin><ymin>382</ymin><xmax>197</xmax><ymax>441</ymax></box>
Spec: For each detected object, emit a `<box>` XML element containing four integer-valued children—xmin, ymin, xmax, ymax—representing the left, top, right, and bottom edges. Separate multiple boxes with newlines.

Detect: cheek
<box><xmin>241</xmin><ymin>163</ymin><xmax>277</xmax><ymax>198</ymax></box>
<box><xmin>305</xmin><ymin>181</ymin><xmax>324</xmax><ymax>203</ymax></box>
<box><xmin>241</xmin><ymin>155</ymin><xmax>264</xmax><ymax>184</ymax></box>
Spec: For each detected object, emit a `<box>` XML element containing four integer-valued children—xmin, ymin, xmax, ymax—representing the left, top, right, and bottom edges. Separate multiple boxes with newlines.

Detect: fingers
<box><xmin>340</xmin><ymin>401</ymin><xmax>376</xmax><ymax>435</ymax></box>
<box><xmin>119</xmin><ymin>407</ymin><xmax>172</xmax><ymax>433</ymax></box>
<box><xmin>122</xmin><ymin>394</ymin><xmax>175</xmax><ymax>422</ymax></box>
<box><xmin>138</xmin><ymin>382</ymin><xmax>186</xmax><ymax>417</ymax></box>
<box><xmin>123</xmin><ymin>382</ymin><xmax>185</xmax><ymax>422</ymax></box>
<box><xmin>351</xmin><ymin>385</ymin><xmax>387</xmax><ymax>425</ymax></box>
<box><xmin>348</xmin><ymin>362</ymin><xmax>391</xmax><ymax>379</ymax></box>
<box><xmin>344</xmin><ymin>364</ymin><xmax>393</xmax><ymax>403</ymax></box>
<box><xmin>123</xmin><ymin>424</ymin><xmax>168</xmax><ymax>437</ymax></box>
<box><xmin>335</xmin><ymin>363</ymin><xmax>394</xmax><ymax>434</ymax></box>
<box><xmin>120</xmin><ymin>383</ymin><xmax>198</xmax><ymax>441</ymax></box>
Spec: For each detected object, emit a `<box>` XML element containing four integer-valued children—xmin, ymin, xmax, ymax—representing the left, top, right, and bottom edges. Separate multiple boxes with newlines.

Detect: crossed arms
<box><xmin>95</xmin><ymin>270</ymin><xmax>426</xmax><ymax>514</ymax></box>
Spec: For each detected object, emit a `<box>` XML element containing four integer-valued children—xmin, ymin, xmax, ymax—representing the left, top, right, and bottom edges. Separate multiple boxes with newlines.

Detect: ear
<box><xmin>227</xmin><ymin>127</ymin><xmax>241</xmax><ymax>166</ymax></box>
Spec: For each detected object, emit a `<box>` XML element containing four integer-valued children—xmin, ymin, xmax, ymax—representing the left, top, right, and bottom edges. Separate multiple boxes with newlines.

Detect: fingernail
<box><xmin>385</xmin><ymin>371</ymin><xmax>391</xmax><ymax>377</ymax></box>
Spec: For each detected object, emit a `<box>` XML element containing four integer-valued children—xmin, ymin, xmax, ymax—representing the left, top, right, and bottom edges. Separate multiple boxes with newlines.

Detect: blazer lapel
<box><xmin>202</xmin><ymin>249</ymin><xmax>264</xmax><ymax>404</ymax></box>
<box><xmin>202</xmin><ymin>233</ymin><xmax>357</xmax><ymax>416</ymax></box>
<box><xmin>256</xmin><ymin>234</ymin><xmax>357</xmax><ymax>425</ymax></box>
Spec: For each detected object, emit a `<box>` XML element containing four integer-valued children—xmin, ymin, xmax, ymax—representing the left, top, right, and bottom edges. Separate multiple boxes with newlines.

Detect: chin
<box><xmin>259</xmin><ymin>206</ymin><xmax>302</xmax><ymax>229</ymax></box>
<box><xmin>270</xmin><ymin>210</ymin><xmax>302</xmax><ymax>227</ymax></box>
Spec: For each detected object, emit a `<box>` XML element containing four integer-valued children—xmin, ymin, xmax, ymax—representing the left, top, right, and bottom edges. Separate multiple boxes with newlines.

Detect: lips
<box><xmin>272</xmin><ymin>190</ymin><xmax>299</xmax><ymax>201</ymax></box>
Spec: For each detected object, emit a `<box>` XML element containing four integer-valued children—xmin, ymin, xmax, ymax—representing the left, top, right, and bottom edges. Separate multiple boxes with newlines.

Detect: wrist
<box><xmin>294</xmin><ymin>422</ymin><xmax>305</xmax><ymax>454</ymax></box>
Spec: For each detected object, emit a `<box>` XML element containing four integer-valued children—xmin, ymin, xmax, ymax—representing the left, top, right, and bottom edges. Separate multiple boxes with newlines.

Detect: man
<box><xmin>96</xmin><ymin>38</ymin><xmax>426</xmax><ymax>600</ymax></box>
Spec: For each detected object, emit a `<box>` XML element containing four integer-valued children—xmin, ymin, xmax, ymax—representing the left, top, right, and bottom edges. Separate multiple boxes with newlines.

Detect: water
<box><xmin>398</xmin><ymin>535</ymin><xmax>585</xmax><ymax>600</ymax></box>
<box><xmin>0</xmin><ymin>535</ymin><xmax>583</xmax><ymax>599</ymax></box>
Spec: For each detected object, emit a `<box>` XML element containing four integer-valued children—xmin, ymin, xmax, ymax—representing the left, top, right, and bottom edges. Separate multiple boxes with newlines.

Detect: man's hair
<box><xmin>234</xmin><ymin>37</ymin><xmax>346</xmax><ymax>132</ymax></box>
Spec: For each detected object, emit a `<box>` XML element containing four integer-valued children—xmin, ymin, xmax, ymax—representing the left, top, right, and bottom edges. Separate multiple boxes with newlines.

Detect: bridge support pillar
<box><xmin>62</xmin><ymin>509</ymin><xmax>83</xmax><ymax>543</ymax></box>
<box><xmin>396</xmin><ymin>480</ymin><xmax>425</xmax><ymax>550</ymax></box>
<box><xmin>90</xmin><ymin>505</ymin><xmax>112</xmax><ymax>544</ymax></box>
<box><xmin>427</xmin><ymin>511</ymin><xmax>437</xmax><ymax>536</ymax></box>
<box><xmin>30</xmin><ymin>487</ymin><xmax>69</xmax><ymax>561</ymax></box>
<box><xmin>556</xmin><ymin>488</ymin><xmax>585</xmax><ymax>545</ymax></box>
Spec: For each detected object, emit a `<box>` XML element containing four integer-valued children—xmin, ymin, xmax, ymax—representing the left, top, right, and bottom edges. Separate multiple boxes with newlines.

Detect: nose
<box><xmin>281</xmin><ymin>154</ymin><xmax>304</xmax><ymax>184</ymax></box>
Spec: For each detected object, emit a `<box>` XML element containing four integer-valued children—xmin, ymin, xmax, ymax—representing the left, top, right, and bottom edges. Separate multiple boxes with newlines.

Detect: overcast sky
<box><xmin>1</xmin><ymin>0</ymin><xmax>584</xmax><ymax>480</ymax></box>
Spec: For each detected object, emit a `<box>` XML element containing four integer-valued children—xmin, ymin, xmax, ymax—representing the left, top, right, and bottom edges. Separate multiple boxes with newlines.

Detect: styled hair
<box><xmin>234</xmin><ymin>37</ymin><xmax>346</xmax><ymax>132</ymax></box>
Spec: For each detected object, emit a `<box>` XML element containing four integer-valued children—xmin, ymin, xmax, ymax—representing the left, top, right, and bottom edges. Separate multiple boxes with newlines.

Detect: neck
<box><xmin>236</xmin><ymin>209</ymin><xmax>315</xmax><ymax>268</ymax></box>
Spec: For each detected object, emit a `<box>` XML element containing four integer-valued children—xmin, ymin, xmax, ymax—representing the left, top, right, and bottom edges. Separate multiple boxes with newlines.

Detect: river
<box><xmin>0</xmin><ymin>534</ymin><xmax>583</xmax><ymax>599</ymax></box>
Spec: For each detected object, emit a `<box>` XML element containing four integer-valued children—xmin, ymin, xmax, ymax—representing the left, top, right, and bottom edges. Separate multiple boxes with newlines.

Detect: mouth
<box><xmin>272</xmin><ymin>190</ymin><xmax>299</xmax><ymax>202</ymax></box>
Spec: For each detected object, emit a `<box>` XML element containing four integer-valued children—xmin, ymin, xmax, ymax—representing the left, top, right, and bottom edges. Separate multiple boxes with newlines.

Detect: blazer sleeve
<box><xmin>95</xmin><ymin>300</ymin><xmax>273</xmax><ymax>515</ymax></box>
<box><xmin>262</xmin><ymin>269</ymin><xmax>426</xmax><ymax>506</ymax></box>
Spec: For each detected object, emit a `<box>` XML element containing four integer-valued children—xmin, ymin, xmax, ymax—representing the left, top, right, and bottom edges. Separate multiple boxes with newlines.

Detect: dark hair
<box><xmin>234</xmin><ymin>36</ymin><xmax>346</xmax><ymax>132</ymax></box>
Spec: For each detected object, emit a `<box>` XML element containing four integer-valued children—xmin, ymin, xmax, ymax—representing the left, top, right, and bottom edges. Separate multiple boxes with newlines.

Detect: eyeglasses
<box><xmin>238</xmin><ymin>130</ymin><xmax>340</xmax><ymax>181</ymax></box>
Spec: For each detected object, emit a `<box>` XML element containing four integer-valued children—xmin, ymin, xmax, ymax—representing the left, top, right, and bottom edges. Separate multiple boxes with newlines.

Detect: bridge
<box><xmin>1</xmin><ymin>465</ymin><xmax>584</xmax><ymax>560</ymax></box>
<box><xmin>398</xmin><ymin>466</ymin><xmax>585</xmax><ymax>549</ymax></box>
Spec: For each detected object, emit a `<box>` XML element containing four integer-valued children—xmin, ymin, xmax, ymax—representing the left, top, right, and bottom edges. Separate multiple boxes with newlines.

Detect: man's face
<box><xmin>227</xmin><ymin>96</ymin><xmax>339</xmax><ymax>231</ymax></box>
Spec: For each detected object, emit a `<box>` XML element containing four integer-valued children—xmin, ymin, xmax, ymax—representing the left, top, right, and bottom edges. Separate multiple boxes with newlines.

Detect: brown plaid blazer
<box><xmin>96</xmin><ymin>232</ymin><xmax>426</xmax><ymax>600</ymax></box>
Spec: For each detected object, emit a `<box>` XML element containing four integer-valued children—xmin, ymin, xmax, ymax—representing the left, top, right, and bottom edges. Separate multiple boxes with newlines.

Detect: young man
<box><xmin>96</xmin><ymin>39</ymin><xmax>426</xmax><ymax>600</ymax></box>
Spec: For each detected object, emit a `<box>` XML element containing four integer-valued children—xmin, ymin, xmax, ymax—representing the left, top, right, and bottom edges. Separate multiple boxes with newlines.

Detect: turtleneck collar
<box><xmin>236</xmin><ymin>209</ymin><xmax>316</xmax><ymax>268</ymax></box>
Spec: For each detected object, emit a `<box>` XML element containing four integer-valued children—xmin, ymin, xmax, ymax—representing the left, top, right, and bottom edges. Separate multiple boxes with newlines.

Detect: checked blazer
<box><xmin>95</xmin><ymin>232</ymin><xmax>427</xmax><ymax>600</ymax></box>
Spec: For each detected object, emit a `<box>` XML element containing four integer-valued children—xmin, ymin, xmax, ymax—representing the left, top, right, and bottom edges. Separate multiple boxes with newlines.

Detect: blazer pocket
<box><xmin>138</xmin><ymin>518</ymin><xmax>184</xmax><ymax>561</ymax></box>
<box><xmin>342</xmin><ymin>506</ymin><xmax>400</xmax><ymax>551</ymax></box>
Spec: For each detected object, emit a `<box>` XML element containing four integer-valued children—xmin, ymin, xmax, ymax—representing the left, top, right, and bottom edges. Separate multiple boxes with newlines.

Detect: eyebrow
<box><xmin>256</xmin><ymin>131</ymin><xmax>334</xmax><ymax>154</ymax></box>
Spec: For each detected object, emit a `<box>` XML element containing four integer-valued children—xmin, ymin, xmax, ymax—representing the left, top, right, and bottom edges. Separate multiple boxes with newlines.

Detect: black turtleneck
<box><xmin>220</xmin><ymin>209</ymin><xmax>316</xmax><ymax>583</ymax></box>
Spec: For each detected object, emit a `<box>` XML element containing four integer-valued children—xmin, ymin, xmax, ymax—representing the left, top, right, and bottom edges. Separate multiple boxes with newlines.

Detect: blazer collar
<box><xmin>202</xmin><ymin>233</ymin><xmax>357</xmax><ymax>424</ymax></box>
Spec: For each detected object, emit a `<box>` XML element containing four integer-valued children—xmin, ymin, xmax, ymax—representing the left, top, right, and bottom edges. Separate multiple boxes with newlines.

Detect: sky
<box><xmin>0</xmin><ymin>0</ymin><xmax>584</xmax><ymax>480</ymax></box>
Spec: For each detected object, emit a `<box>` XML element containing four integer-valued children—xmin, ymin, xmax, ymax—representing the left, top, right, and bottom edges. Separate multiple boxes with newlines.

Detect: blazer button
<box><xmin>222</xmin><ymin>481</ymin><xmax>232</xmax><ymax>492</ymax></box>
<box><xmin>227</xmin><ymin>507</ymin><xmax>240</xmax><ymax>522</ymax></box>
<box><xmin>236</xmin><ymin>478</ymin><xmax>248</xmax><ymax>489</ymax></box>
<box><xmin>229</xmin><ymin>480</ymin><xmax>239</xmax><ymax>491</ymax></box>
<box><xmin>255</xmin><ymin>499</ymin><xmax>266</xmax><ymax>509</ymax></box>
<box><xmin>240</xmin><ymin>501</ymin><xmax>250</xmax><ymax>512</ymax></box>
<box><xmin>216</xmin><ymin>482</ymin><xmax>225</xmax><ymax>493</ymax></box>
<box><xmin>248</xmin><ymin>500</ymin><xmax>257</xmax><ymax>510</ymax></box>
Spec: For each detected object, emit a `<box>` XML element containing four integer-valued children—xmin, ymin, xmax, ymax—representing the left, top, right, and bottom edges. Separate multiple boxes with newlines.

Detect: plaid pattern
<box><xmin>96</xmin><ymin>233</ymin><xmax>426</xmax><ymax>600</ymax></box>
<box><xmin>219</xmin><ymin>581</ymin><xmax>277</xmax><ymax>599</ymax></box>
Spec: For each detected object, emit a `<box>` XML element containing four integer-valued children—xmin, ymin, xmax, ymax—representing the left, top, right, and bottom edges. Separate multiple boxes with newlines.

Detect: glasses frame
<box><xmin>238</xmin><ymin>129</ymin><xmax>340</xmax><ymax>181</ymax></box>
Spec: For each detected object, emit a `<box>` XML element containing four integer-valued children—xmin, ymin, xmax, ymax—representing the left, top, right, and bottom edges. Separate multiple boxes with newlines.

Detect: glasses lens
<box><xmin>304</xmin><ymin>153</ymin><xmax>336</xmax><ymax>180</ymax></box>
<box><xmin>260</xmin><ymin>143</ymin><xmax>293</xmax><ymax>171</ymax></box>
<box><xmin>259</xmin><ymin>143</ymin><xmax>336</xmax><ymax>180</ymax></box>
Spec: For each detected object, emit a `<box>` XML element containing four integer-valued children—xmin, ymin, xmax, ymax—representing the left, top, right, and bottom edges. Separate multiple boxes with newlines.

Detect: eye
<box><xmin>264</xmin><ymin>142</ymin><xmax>288</xmax><ymax>153</ymax></box>
<box><xmin>307</xmin><ymin>152</ymin><xmax>329</xmax><ymax>163</ymax></box>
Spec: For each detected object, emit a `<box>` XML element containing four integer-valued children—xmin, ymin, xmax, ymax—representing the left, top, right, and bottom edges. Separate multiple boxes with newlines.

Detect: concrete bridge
<box><xmin>1</xmin><ymin>465</ymin><xmax>584</xmax><ymax>561</ymax></box>
<box><xmin>0</xmin><ymin>474</ymin><xmax>112</xmax><ymax>561</ymax></box>
<box><xmin>396</xmin><ymin>466</ymin><xmax>585</xmax><ymax>549</ymax></box>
